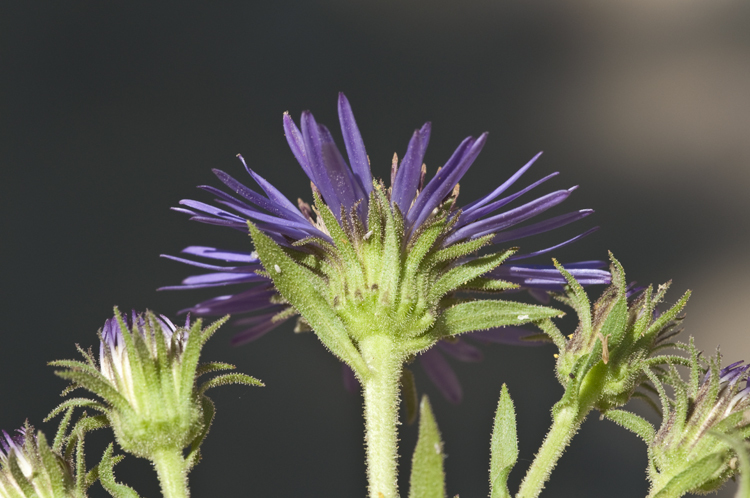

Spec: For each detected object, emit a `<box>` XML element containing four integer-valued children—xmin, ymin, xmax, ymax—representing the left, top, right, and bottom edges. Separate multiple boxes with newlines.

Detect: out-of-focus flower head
<box><xmin>646</xmin><ymin>347</ymin><xmax>750</xmax><ymax>496</ymax></box>
<box><xmin>0</xmin><ymin>424</ymin><xmax>80</xmax><ymax>498</ymax></box>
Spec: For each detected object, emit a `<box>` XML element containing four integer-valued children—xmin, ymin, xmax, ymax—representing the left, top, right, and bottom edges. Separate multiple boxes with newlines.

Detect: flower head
<box><xmin>162</xmin><ymin>94</ymin><xmax>609</xmax><ymax>385</ymax></box>
<box><xmin>538</xmin><ymin>254</ymin><xmax>691</xmax><ymax>413</ymax></box>
<box><xmin>50</xmin><ymin>309</ymin><xmax>262</xmax><ymax>461</ymax></box>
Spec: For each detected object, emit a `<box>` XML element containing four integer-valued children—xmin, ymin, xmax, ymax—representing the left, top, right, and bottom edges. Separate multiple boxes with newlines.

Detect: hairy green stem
<box><xmin>152</xmin><ymin>448</ymin><xmax>190</xmax><ymax>498</ymax></box>
<box><xmin>360</xmin><ymin>335</ymin><xmax>404</xmax><ymax>498</ymax></box>
<box><xmin>516</xmin><ymin>405</ymin><xmax>585</xmax><ymax>498</ymax></box>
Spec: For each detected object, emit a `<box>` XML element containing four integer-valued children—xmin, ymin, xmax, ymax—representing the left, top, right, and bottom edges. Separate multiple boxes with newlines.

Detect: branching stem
<box><xmin>516</xmin><ymin>404</ymin><xmax>588</xmax><ymax>498</ymax></box>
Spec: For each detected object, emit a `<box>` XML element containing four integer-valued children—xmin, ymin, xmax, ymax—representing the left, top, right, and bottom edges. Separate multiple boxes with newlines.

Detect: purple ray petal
<box><xmin>418</xmin><ymin>122</ymin><xmax>432</xmax><ymax>155</ymax></box>
<box><xmin>181</xmin><ymin>272</ymin><xmax>264</xmax><ymax>286</ymax></box>
<box><xmin>187</xmin><ymin>215</ymin><xmax>247</xmax><ymax>230</ymax></box>
<box><xmin>283</xmin><ymin>112</ymin><xmax>315</xmax><ymax>181</ymax></box>
<box><xmin>180</xmin><ymin>199</ymin><xmax>248</xmax><ymax>224</ymax></box>
<box><xmin>508</xmin><ymin>227</ymin><xmax>600</xmax><ymax>261</ymax></box>
<box><xmin>180</xmin><ymin>246</ymin><xmax>259</xmax><ymax>264</ymax></box>
<box><xmin>338</xmin><ymin>93</ymin><xmax>373</xmax><ymax>195</ymax></box>
<box><xmin>232</xmin><ymin>307</ymin><xmax>289</xmax><ymax>326</ymax></box>
<box><xmin>492</xmin><ymin>263</ymin><xmax>612</xmax><ymax>290</ymax></box>
<box><xmin>211</xmin><ymin>169</ymin><xmax>305</xmax><ymax>222</ymax></box>
<box><xmin>236</xmin><ymin>155</ymin><xmax>308</xmax><ymax>221</ymax></box>
<box><xmin>492</xmin><ymin>209</ymin><xmax>594</xmax><ymax>245</ymax></box>
<box><xmin>468</xmin><ymin>326</ymin><xmax>544</xmax><ymax>346</ymax></box>
<box><xmin>444</xmin><ymin>188</ymin><xmax>575</xmax><ymax>245</ymax></box>
<box><xmin>408</xmin><ymin>133</ymin><xmax>488</xmax><ymax>232</ymax></box>
<box><xmin>318</xmin><ymin>124</ymin><xmax>366</xmax><ymax>216</ymax></box>
<box><xmin>437</xmin><ymin>339</ymin><xmax>484</xmax><ymax>362</ymax></box>
<box><xmin>160</xmin><ymin>254</ymin><xmax>260</xmax><ymax>272</ymax></box>
<box><xmin>492</xmin><ymin>265</ymin><xmax>612</xmax><ymax>280</ymax></box>
<box><xmin>213</xmin><ymin>198</ymin><xmax>321</xmax><ymax>236</ymax></box>
<box><xmin>419</xmin><ymin>348</ymin><xmax>462</xmax><ymax>404</ymax></box>
<box><xmin>179</xmin><ymin>285</ymin><xmax>277</xmax><ymax>316</ymax></box>
<box><xmin>391</xmin><ymin>129</ymin><xmax>425</xmax><ymax>212</ymax></box>
<box><xmin>231</xmin><ymin>312</ymin><xmax>293</xmax><ymax>346</ymax></box>
<box><xmin>461</xmin><ymin>152</ymin><xmax>543</xmax><ymax>215</ymax></box>
<box><xmin>172</xmin><ymin>206</ymin><xmax>197</xmax><ymax>216</ymax></box>
<box><xmin>301</xmin><ymin>111</ymin><xmax>342</xmax><ymax>215</ymax></box>
<box><xmin>459</xmin><ymin>172</ymin><xmax>559</xmax><ymax>227</ymax></box>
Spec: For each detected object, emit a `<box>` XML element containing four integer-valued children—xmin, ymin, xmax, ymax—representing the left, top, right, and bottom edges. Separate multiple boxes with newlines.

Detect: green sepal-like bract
<box><xmin>248</xmin><ymin>190</ymin><xmax>563</xmax><ymax>380</ymax></box>
<box><xmin>408</xmin><ymin>396</ymin><xmax>446</xmax><ymax>498</ymax></box>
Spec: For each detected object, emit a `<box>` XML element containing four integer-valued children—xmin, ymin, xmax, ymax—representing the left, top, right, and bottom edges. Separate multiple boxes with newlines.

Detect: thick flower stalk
<box><xmin>49</xmin><ymin>310</ymin><xmax>262</xmax><ymax>498</ymax></box>
<box><xmin>162</xmin><ymin>94</ymin><xmax>610</xmax><ymax>497</ymax></box>
<box><xmin>516</xmin><ymin>254</ymin><xmax>691</xmax><ymax>498</ymax></box>
<box><xmin>0</xmin><ymin>424</ymin><xmax>85</xmax><ymax>498</ymax></box>
<box><xmin>644</xmin><ymin>349</ymin><xmax>750</xmax><ymax>497</ymax></box>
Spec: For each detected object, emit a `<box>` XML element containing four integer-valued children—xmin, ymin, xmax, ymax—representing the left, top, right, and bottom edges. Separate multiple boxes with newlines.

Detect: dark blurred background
<box><xmin>2</xmin><ymin>2</ymin><xmax>749</xmax><ymax>497</ymax></box>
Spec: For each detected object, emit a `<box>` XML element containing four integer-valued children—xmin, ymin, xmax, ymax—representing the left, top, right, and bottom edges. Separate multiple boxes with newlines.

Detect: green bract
<box><xmin>249</xmin><ymin>184</ymin><xmax>562</xmax><ymax>380</ymax></box>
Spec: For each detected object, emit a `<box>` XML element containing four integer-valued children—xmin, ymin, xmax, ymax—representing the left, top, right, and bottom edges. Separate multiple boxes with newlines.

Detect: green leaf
<box><xmin>408</xmin><ymin>396</ymin><xmax>446</xmax><ymax>498</ymax></box>
<box><xmin>490</xmin><ymin>385</ymin><xmax>518</xmax><ymax>498</ymax></box>
<box><xmin>248</xmin><ymin>222</ymin><xmax>370</xmax><ymax>377</ymax></box>
<box><xmin>430</xmin><ymin>300</ymin><xmax>563</xmax><ymax>338</ymax></box>
<box><xmin>603</xmin><ymin>409</ymin><xmax>655</xmax><ymax>445</ymax></box>
<box><xmin>99</xmin><ymin>444</ymin><xmax>141</xmax><ymax>498</ymax></box>
<box><xmin>198</xmin><ymin>373</ymin><xmax>264</xmax><ymax>396</ymax></box>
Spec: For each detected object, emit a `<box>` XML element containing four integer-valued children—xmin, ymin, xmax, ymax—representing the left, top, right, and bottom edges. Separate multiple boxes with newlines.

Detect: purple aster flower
<box><xmin>162</xmin><ymin>93</ymin><xmax>610</xmax><ymax>402</ymax></box>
